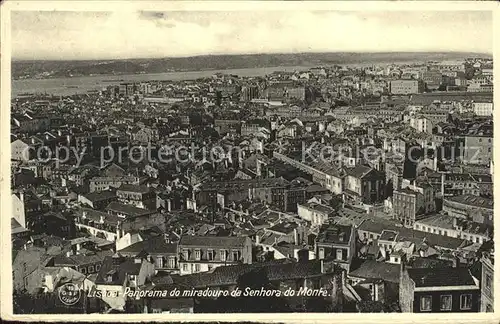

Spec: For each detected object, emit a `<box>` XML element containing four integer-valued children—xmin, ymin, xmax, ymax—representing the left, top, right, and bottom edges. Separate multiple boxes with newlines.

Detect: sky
<box><xmin>11</xmin><ymin>10</ymin><xmax>493</xmax><ymax>60</ymax></box>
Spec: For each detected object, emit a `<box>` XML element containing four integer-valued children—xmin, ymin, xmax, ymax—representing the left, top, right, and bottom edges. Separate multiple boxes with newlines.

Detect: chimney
<box><xmin>298</xmin><ymin>249</ymin><xmax>309</xmax><ymax>263</ymax></box>
<box><xmin>441</xmin><ymin>173</ymin><xmax>445</xmax><ymax>196</ymax></box>
<box><xmin>116</xmin><ymin>221</ymin><xmax>122</xmax><ymax>240</ymax></box>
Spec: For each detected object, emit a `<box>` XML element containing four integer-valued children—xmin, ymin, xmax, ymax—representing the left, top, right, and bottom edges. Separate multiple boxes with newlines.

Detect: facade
<box><xmin>344</xmin><ymin>165</ymin><xmax>385</xmax><ymax>206</ymax></box>
<box><xmin>95</xmin><ymin>255</ymin><xmax>155</xmax><ymax>311</ymax></box>
<box><xmin>462</xmin><ymin>135</ymin><xmax>493</xmax><ymax>165</ymax></box>
<box><xmin>390</xmin><ymin>80</ymin><xmax>424</xmax><ymax>95</ymax></box>
<box><xmin>409</xmin><ymin>117</ymin><xmax>433</xmax><ymax>134</ymax></box>
<box><xmin>89</xmin><ymin>176</ymin><xmax>140</xmax><ymax>193</ymax></box>
<box><xmin>116</xmin><ymin>184</ymin><xmax>156</xmax><ymax>210</ymax></box>
<box><xmin>442</xmin><ymin>195</ymin><xmax>493</xmax><ymax>226</ymax></box>
<box><xmin>400</xmin><ymin>265</ymin><xmax>480</xmax><ymax>313</ymax></box>
<box><xmin>480</xmin><ymin>251</ymin><xmax>494</xmax><ymax>312</ymax></box>
<box><xmin>472</xmin><ymin>102</ymin><xmax>493</xmax><ymax>117</ymax></box>
<box><xmin>297</xmin><ymin>201</ymin><xmax>335</xmax><ymax>227</ymax></box>
<box><xmin>315</xmin><ymin>223</ymin><xmax>356</xmax><ymax>272</ymax></box>
<box><xmin>422</xmin><ymin>71</ymin><xmax>443</xmax><ymax>90</ymax></box>
<box><xmin>11</xmin><ymin>139</ymin><xmax>31</xmax><ymax>162</ymax></box>
<box><xmin>178</xmin><ymin>235</ymin><xmax>252</xmax><ymax>275</ymax></box>
<box><xmin>118</xmin><ymin>236</ymin><xmax>179</xmax><ymax>273</ymax></box>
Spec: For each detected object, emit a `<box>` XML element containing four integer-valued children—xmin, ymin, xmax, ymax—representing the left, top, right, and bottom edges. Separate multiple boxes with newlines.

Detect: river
<box><xmin>11</xmin><ymin>60</ymin><xmax>425</xmax><ymax>97</ymax></box>
<box><xmin>11</xmin><ymin>66</ymin><xmax>313</xmax><ymax>97</ymax></box>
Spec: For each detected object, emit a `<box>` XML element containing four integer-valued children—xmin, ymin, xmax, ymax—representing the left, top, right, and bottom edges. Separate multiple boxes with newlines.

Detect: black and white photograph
<box><xmin>1</xmin><ymin>1</ymin><xmax>497</xmax><ymax>320</ymax></box>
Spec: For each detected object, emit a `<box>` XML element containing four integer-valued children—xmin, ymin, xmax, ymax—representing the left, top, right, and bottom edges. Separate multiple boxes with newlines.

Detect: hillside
<box><xmin>12</xmin><ymin>52</ymin><xmax>491</xmax><ymax>79</ymax></box>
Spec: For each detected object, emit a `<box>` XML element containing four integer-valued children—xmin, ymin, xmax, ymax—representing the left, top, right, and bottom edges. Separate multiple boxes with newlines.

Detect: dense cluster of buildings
<box><xmin>11</xmin><ymin>57</ymin><xmax>494</xmax><ymax>314</ymax></box>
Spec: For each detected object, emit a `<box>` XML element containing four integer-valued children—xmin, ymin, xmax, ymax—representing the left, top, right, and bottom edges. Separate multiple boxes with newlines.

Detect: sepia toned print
<box><xmin>1</xmin><ymin>1</ymin><xmax>497</xmax><ymax>320</ymax></box>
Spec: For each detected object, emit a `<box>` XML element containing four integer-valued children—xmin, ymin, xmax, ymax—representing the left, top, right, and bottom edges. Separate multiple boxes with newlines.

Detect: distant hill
<box><xmin>12</xmin><ymin>52</ymin><xmax>492</xmax><ymax>79</ymax></box>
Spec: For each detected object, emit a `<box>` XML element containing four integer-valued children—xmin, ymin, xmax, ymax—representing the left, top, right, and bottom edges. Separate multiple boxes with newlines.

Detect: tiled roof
<box><xmin>407</xmin><ymin>267</ymin><xmax>477</xmax><ymax>288</ymax></box>
<box><xmin>80</xmin><ymin>190</ymin><xmax>117</xmax><ymax>203</ymax></box>
<box><xmin>445</xmin><ymin>195</ymin><xmax>493</xmax><ymax>210</ymax></box>
<box><xmin>118</xmin><ymin>236</ymin><xmax>177</xmax><ymax>255</ymax></box>
<box><xmin>170</xmin><ymin>259</ymin><xmax>335</xmax><ymax>289</ymax></box>
<box><xmin>348</xmin><ymin>260</ymin><xmax>400</xmax><ymax>283</ymax></box>
<box><xmin>300</xmin><ymin>202</ymin><xmax>335</xmax><ymax>215</ymax></box>
<box><xmin>200</xmin><ymin>178</ymin><xmax>289</xmax><ymax>191</ymax></box>
<box><xmin>416</xmin><ymin>214</ymin><xmax>455</xmax><ymax>230</ymax></box>
<box><xmin>95</xmin><ymin>256</ymin><xmax>144</xmax><ymax>285</ymax></box>
<box><xmin>267</xmin><ymin>221</ymin><xmax>298</xmax><ymax>235</ymax></box>
<box><xmin>179</xmin><ymin>235</ymin><xmax>249</xmax><ymax>248</ymax></box>
<box><xmin>317</xmin><ymin>223</ymin><xmax>352</xmax><ymax>245</ymax></box>
<box><xmin>117</xmin><ymin>184</ymin><xmax>151</xmax><ymax>194</ymax></box>
<box><xmin>106</xmin><ymin>202</ymin><xmax>156</xmax><ymax>217</ymax></box>
<box><xmin>345</xmin><ymin>165</ymin><xmax>373</xmax><ymax>179</ymax></box>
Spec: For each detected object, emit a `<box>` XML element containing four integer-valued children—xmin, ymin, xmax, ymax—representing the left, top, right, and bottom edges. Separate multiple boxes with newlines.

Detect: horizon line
<box><xmin>11</xmin><ymin>50</ymin><xmax>493</xmax><ymax>62</ymax></box>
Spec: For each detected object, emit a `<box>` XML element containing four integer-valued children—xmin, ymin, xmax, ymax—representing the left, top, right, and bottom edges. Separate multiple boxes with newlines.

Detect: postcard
<box><xmin>1</xmin><ymin>1</ymin><xmax>498</xmax><ymax>322</ymax></box>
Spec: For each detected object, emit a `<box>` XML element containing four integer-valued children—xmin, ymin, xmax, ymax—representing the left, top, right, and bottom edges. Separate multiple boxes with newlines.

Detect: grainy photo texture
<box><xmin>6</xmin><ymin>7</ymin><xmax>495</xmax><ymax>316</ymax></box>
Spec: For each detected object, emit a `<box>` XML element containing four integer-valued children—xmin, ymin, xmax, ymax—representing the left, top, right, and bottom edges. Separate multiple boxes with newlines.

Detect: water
<box><xmin>11</xmin><ymin>60</ymin><xmax>425</xmax><ymax>97</ymax></box>
<box><xmin>11</xmin><ymin>66</ymin><xmax>312</xmax><ymax>97</ymax></box>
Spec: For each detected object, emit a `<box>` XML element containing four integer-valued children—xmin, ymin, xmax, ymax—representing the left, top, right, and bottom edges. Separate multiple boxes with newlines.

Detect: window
<box><xmin>336</xmin><ymin>249</ymin><xmax>343</xmax><ymax>261</ymax></box>
<box><xmin>81</xmin><ymin>267</ymin><xmax>87</xmax><ymax>274</ymax></box>
<box><xmin>183</xmin><ymin>249</ymin><xmax>189</xmax><ymax>260</ymax></box>
<box><xmin>440</xmin><ymin>295</ymin><xmax>452</xmax><ymax>311</ymax></box>
<box><xmin>444</xmin><ymin>231</ymin><xmax>448</xmax><ymax>237</ymax></box>
<box><xmin>195</xmin><ymin>249</ymin><xmax>201</xmax><ymax>261</ymax></box>
<box><xmin>319</xmin><ymin>248</ymin><xmax>325</xmax><ymax>259</ymax></box>
<box><xmin>420</xmin><ymin>296</ymin><xmax>432</xmax><ymax>311</ymax></box>
<box><xmin>232</xmin><ymin>250</ymin><xmax>240</xmax><ymax>261</ymax></box>
<box><xmin>96</xmin><ymin>264</ymin><xmax>101</xmax><ymax>271</ymax></box>
<box><xmin>168</xmin><ymin>257</ymin><xmax>175</xmax><ymax>269</ymax></box>
<box><xmin>220</xmin><ymin>249</ymin><xmax>227</xmax><ymax>262</ymax></box>
<box><xmin>485</xmin><ymin>274</ymin><xmax>493</xmax><ymax>291</ymax></box>
<box><xmin>207</xmin><ymin>250</ymin><xmax>214</xmax><ymax>261</ymax></box>
<box><xmin>460</xmin><ymin>294</ymin><xmax>472</xmax><ymax>310</ymax></box>
<box><xmin>182</xmin><ymin>264</ymin><xmax>188</xmax><ymax>271</ymax></box>
<box><xmin>194</xmin><ymin>264</ymin><xmax>200</xmax><ymax>272</ymax></box>
<box><xmin>208</xmin><ymin>265</ymin><xmax>213</xmax><ymax>271</ymax></box>
<box><xmin>89</xmin><ymin>265</ymin><xmax>95</xmax><ymax>273</ymax></box>
<box><xmin>155</xmin><ymin>257</ymin><xmax>163</xmax><ymax>268</ymax></box>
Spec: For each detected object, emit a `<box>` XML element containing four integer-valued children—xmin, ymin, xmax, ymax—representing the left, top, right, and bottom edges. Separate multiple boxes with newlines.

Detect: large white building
<box><xmin>473</xmin><ymin>101</ymin><xmax>493</xmax><ymax>117</ymax></box>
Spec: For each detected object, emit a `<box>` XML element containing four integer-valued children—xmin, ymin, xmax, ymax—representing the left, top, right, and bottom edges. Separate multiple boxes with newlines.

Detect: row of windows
<box><xmin>181</xmin><ymin>263</ymin><xmax>213</xmax><ymax>272</ymax></box>
<box><xmin>318</xmin><ymin>248</ymin><xmax>348</xmax><ymax>261</ymax></box>
<box><xmin>182</xmin><ymin>249</ymin><xmax>240</xmax><ymax>262</ymax></box>
<box><xmin>420</xmin><ymin>294</ymin><xmax>472</xmax><ymax>311</ymax></box>
<box><xmin>415</xmin><ymin>225</ymin><xmax>449</xmax><ymax>237</ymax></box>
<box><xmin>79</xmin><ymin>263</ymin><xmax>101</xmax><ymax>274</ymax></box>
